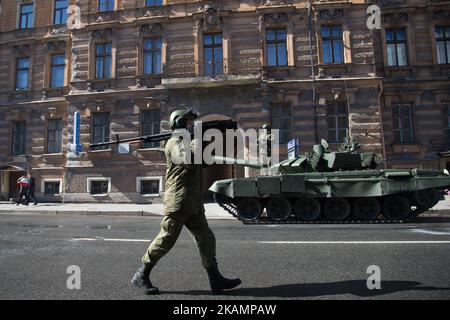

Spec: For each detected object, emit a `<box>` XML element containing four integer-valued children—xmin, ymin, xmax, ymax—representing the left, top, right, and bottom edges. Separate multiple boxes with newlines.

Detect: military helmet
<box><xmin>262</xmin><ymin>123</ymin><xmax>271</xmax><ymax>130</ymax></box>
<box><xmin>169</xmin><ymin>108</ymin><xmax>199</xmax><ymax>129</ymax></box>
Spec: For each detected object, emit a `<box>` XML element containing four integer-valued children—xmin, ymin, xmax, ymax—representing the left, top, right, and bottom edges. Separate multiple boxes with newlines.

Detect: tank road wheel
<box><xmin>266</xmin><ymin>198</ymin><xmax>292</xmax><ymax>221</ymax></box>
<box><xmin>413</xmin><ymin>189</ymin><xmax>440</xmax><ymax>210</ymax></box>
<box><xmin>294</xmin><ymin>198</ymin><xmax>321</xmax><ymax>221</ymax></box>
<box><xmin>382</xmin><ymin>196</ymin><xmax>411</xmax><ymax>221</ymax></box>
<box><xmin>323</xmin><ymin>198</ymin><xmax>351</xmax><ymax>221</ymax></box>
<box><xmin>236</xmin><ymin>198</ymin><xmax>262</xmax><ymax>221</ymax></box>
<box><xmin>353</xmin><ymin>198</ymin><xmax>381</xmax><ymax>221</ymax></box>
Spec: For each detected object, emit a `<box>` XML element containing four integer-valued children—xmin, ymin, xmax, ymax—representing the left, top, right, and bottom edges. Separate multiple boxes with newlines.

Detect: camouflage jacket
<box><xmin>163</xmin><ymin>136</ymin><xmax>204</xmax><ymax>215</ymax></box>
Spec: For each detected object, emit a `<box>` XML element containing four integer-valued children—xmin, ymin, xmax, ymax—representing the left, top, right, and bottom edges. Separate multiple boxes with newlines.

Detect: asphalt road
<box><xmin>0</xmin><ymin>213</ymin><xmax>450</xmax><ymax>300</ymax></box>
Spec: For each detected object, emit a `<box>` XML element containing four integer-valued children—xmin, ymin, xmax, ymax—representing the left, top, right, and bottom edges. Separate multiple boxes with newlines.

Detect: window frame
<box><xmin>140</xmin><ymin>109</ymin><xmax>161</xmax><ymax>149</ymax></box>
<box><xmin>98</xmin><ymin>0</ymin><xmax>115</xmax><ymax>12</ymax></box>
<box><xmin>46</xmin><ymin>118</ymin><xmax>63</xmax><ymax>154</ymax></box>
<box><xmin>19</xmin><ymin>3</ymin><xmax>34</xmax><ymax>29</ymax></box>
<box><xmin>91</xmin><ymin>112</ymin><xmax>111</xmax><ymax>150</ymax></box>
<box><xmin>270</xmin><ymin>104</ymin><xmax>292</xmax><ymax>145</ymax></box>
<box><xmin>41</xmin><ymin>179</ymin><xmax>63</xmax><ymax>195</ymax></box>
<box><xmin>136</xmin><ymin>177</ymin><xmax>163</xmax><ymax>196</ymax></box>
<box><xmin>95</xmin><ymin>42</ymin><xmax>112</xmax><ymax>79</ymax></box>
<box><xmin>443</xmin><ymin>104</ymin><xmax>450</xmax><ymax>143</ymax></box>
<box><xmin>11</xmin><ymin>121</ymin><xmax>26</xmax><ymax>156</ymax></box>
<box><xmin>436</xmin><ymin>26</ymin><xmax>450</xmax><ymax>65</ymax></box>
<box><xmin>385</xmin><ymin>28</ymin><xmax>409</xmax><ymax>67</ymax></box>
<box><xmin>143</xmin><ymin>38</ymin><xmax>162</xmax><ymax>75</ymax></box>
<box><xmin>15</xmin><ymin>57</ymin><xmax>30</xmax><ymax>90</ymax></box>
<box><xmin>326</xmin><ymin>102</ymin><xmax>349</xmax><ymax>143</ymax></box>
<box><xmin>87</xmin><ymin>177</ymin><xmax>112</xmax><ymax>196</ymax></box>
<box><xmin>321</xmin><ymin>25</ymin><xmax>344</xmax><ymax>65</ymax></box>
<box><xmin>203</xmin><ymin>33</ymin><xmax>224</xmax><ymax>76</ymax></box>
<box><xmin>53</xmin><ymin>0</ymin><xmax>68</xmax><ymax>25</ymax></box>
<box><xmin>50</xmin><ymin>53</ymin><xmax>66</xmax><ymax>88</ymax></box>
<box><xmin>145</xmin><ymin>0</ymin><xmax>163</xmax><ymax>6</ymax></box>
<box><xmin>265</xmin><ymin>28</ymin><xmax>288</xmax><ymax>67</ymax></box>
<box><xmin>392</xmin><ymin>104</ymin><xmax>415</xmax><ymax>144</ymax></box>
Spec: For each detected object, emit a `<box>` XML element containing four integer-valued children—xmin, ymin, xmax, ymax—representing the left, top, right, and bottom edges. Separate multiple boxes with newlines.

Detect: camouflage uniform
<box><xmin>142</xmin><ymin>136</ymin><xmax>216</xmax><ymax>268</ymax></box>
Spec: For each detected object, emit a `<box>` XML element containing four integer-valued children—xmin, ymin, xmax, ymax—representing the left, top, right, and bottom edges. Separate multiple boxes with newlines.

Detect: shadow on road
<box><xmin>164</xmin><ymin>280</ymin><xmax>450</xmax><ymax>298</ymax></box>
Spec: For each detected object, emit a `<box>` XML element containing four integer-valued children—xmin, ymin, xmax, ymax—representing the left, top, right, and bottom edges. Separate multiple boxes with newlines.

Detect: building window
<box><xmin>436</xmin><ymin>26</ymin><xmax>450</xmax><ymax>65</ymax></box>
<box><xmin>11</xmin><ymin>121</ymin><xmax>26</xmax><ymax>155</ymax></box>
<box><xmin>327</xmin><ymin>102</ymin><xmax>349</xmax><ymax>143</ymax></box>
<box><xmin>44</xmin><ymin>181</ymin><xmax>61</xmax><ymax>195</ymax></box>
<box><xmin>50</xmin><ymin>54</ymin><xmax>65</xmax><ymax>88</ymax></box>
<box><xmin>47</xmin><ymin>119</ymin><xmax>63</xmax><ymax>154</ymax></box>
<box><xmin>266</xmin><ymin>29</ymin><xmax>287</xmax><ymax>67</ymax></box>
<box><xmin>444</xmin><ymin>104</ymin><xmax>450</xmax><ymax>142</ymax></box>
<box><xmin>386</xmin><ymin>28</ymin><xmax>408</xmax><ymax>67</ymax></box>
<box><xmin>270</xmin><ymin>104</ymin><xmax>291</xmax><ymax>145</ymax></box>
<box><xmin>88</xmin><ymin>178</ymin><xmax>111</xmax><ymax>195</ymax></box>
<box><xmin>53</xmin><ymin>0</ymin><xmax>68</xmax><ymax>25</ymax></box>
<box><xmin>16</xmin><ymin>58</ymin><xmax>30</xmax><ymax>90</ymax></box>
<box><xmin>141</xmin><ymin>110</ymin><xmax>161</xmax><ymax>149</ymax></box>
<box><xmin>143</xmin><ymin>38</ymin><xmax>162</xmax><ymax>75</ymax></box>
<box><xmin>92</xmin><ymin>112</ymin><xmax>110</xmax><ymax>150</ymax></box>
<box><xmin>95</xmin><ymin>43</ymin><xmax>112</xmax><ymax>79</ymax></box>
<box><xmin>19</xmin><ymin>3</ymin><xmax>34</xmax><ymax>29</ymax></box>
<box><xmin>98</xmin><ymin>0</ymin><xmax>114</xmax><ymax>12</ymax></box>
<box><xmin>321</xmin><ymin>25</ymin><xmax>344</xmax><ymax>64</ymax></box>
<box><xmin>141</xmin><ymin>180</ymin><xmax>159</xmax><ymax>195</ymax></box>
<box><xmin>393</xmin><ymin>104</ymin><xmax>414</xmax><ymax>143</ymax></box>
<box><xmin>204</xmin><ymin>33</ymin><xmax>223</xmax><ymax>76</ymax></box>
<box><xmin>137</xmin><ymin>177</ymin><xmax>162</xmax><ymax>196</ymax></box>
<box><xmin>145</xmin><ymin>0</ymin><xmax>162</xmax><ymax>5</ymax></box>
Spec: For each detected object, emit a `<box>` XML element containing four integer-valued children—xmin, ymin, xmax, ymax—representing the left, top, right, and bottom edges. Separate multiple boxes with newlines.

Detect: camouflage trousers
<box><xmin>142</xmin><ymin>210</ymin><xmax>216</xmax><ymax>268</ymax></box>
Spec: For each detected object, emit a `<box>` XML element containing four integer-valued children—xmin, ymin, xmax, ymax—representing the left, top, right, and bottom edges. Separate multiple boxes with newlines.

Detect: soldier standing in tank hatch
<box><xmin>131</xmin><ymin>109</ymin><xmax>241</xmax><ymax>295</ymax></box>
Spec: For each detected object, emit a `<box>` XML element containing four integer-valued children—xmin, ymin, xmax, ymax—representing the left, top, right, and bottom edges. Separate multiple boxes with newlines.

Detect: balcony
<box><xmin>161</xmin><ymin>58</ymin><xmax>262</xmax><ymax>89</ymax></box>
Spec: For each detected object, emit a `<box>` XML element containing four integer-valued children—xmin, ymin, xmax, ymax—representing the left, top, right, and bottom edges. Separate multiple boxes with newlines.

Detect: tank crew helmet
<box><xmin>169</xmin><ymin>108</ymin><xmax>199</xmax><ymax>130</ymax></box>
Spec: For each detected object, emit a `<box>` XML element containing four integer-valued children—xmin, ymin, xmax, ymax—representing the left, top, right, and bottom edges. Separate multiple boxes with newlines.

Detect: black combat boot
<box><xmin>131</xmin><ymin>262</ymin><xmax>159</xmax><ymax>295</ymax></box>
<box><xmin>206</xmin><ymin>258</ymin><xmax>241</xmax><ymax>294</ymax></box>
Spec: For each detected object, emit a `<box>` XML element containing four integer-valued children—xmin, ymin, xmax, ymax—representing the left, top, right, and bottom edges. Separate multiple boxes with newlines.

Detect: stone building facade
<box><xmin>0</xmin><ymin>0</ymin><xmax>449</xmax><ymax>202</ymax></box>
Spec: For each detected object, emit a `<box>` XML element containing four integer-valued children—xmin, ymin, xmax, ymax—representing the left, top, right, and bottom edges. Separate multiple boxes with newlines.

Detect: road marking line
<box><xmin>411</xmin><ymin>229</ymin><xmax>450</xmax><ymax>236</ymax></box>
<box><xmin>72</xmin><ymin>238</ymin><xmax>150</xmax><ymax>242</ymax></box>
<box><xmin>71</xmin><ymin>238</ymin><xmax>450</xmax><ymax>244</ymax></box>
<box><xmin>258</xmin><ymin>241</ymin><xmax>450</xmax><ymax>244</ymax></box>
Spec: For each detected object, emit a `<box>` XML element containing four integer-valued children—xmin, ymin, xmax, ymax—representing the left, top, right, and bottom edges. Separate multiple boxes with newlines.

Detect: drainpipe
<box><xmin>378</xmin><ymin>80</ymin><xmax>387</xmax><ymax>169</ymax></box>
<box><xmin>307</xmin><ymin>0</ymin><xmax>318</xmax><ymax>144</ymax></box>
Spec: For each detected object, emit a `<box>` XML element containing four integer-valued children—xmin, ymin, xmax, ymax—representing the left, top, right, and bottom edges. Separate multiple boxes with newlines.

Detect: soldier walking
<box><xmin>132</xmin><ymin>109</ymin><xmax>241</xmax><ymax>295</ymax></box>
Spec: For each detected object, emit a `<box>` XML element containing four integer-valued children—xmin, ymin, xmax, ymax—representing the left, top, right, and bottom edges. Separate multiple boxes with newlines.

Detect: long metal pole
<box><xmin>307</xmin><ymin>1</ymin><xmax>318</xmax><ymax>144</ymax></box>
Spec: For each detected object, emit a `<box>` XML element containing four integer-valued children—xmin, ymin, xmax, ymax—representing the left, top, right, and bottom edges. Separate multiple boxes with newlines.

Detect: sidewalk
<box><xmin>1</xmin><ymin>200</ymin><xmax>449</xmax><ymax>219</ymax></box>
<box><xmin>0</xmin><ymin>202</ymin><xmax>234</xmax><ymax>219</ymax></box>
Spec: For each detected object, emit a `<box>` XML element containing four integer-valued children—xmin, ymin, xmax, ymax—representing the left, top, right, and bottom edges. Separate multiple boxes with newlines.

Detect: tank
<box><xmin>209</xmin><ymin>137</ymin><xmax>450</xmax><ymax>223</ymax></box>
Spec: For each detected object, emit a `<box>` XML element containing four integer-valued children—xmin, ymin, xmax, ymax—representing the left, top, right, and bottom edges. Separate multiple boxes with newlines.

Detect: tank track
<box><xmin>215</xmin><ymin>195</ymin><xmax>429</xmax><ymax>225</ymax></box>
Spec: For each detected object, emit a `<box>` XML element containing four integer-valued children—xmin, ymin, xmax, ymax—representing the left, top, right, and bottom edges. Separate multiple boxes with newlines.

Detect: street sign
<box><xmin>73</xmin><ymin>112</ymin><xmax>83</xmax><ymax>155</ymax></box>
<box><xmin>288</xmin><ymin>138</ymin><xmax>300</xmax><ymax>160</ymax></box>
<box><xmin>118</xmin><ymin>143</ymin><xmax>130</xmax><ymax>154</ymax></box>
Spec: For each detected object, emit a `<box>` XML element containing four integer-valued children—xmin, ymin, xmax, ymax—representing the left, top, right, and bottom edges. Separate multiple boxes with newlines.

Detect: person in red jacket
<box><xmin>16</xmin><ymin>175</ymin><xmax>30</xmax><ymax>206</ymax></box>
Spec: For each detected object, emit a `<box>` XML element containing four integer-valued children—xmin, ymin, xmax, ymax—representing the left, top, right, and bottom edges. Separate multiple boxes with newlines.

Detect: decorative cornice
<box><xmin>138</xmin><ymin>23</ymin><xmax>162</xmax><ymax>37</ymax></box>
<box><xmin>90</xmin><ymin>29</ymin><xmax>113</xmax><ymax>40</ymax></box>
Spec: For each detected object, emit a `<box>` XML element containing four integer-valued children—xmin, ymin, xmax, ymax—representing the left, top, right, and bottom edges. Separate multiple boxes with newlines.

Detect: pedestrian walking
<box><xmin>16</xmin><ymin>175</ymin><xmax>30</xmax><ymax>206</ymax></box>
<box><xmin>28</xmin><ymin>175</ymin><xmax>38</xmax><ymax>205</ymax></box>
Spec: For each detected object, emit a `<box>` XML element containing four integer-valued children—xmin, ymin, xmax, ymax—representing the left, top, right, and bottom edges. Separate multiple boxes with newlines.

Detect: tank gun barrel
<box><xmin>211</xmin><ymin>156</ymin><xmax>267</xmax><ymax>169</ymax></box>
<box><xmin>89</xmin><ymin>119</ymin><xmax>238</xmax><ymax>150</ymax></box>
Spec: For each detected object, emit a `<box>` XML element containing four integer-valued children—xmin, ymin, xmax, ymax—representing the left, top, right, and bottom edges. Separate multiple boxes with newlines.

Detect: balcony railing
<box><xmin>163</xmin><ymin>57</ymin><xmax>262</xmax><ymax>79</ymax></box>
